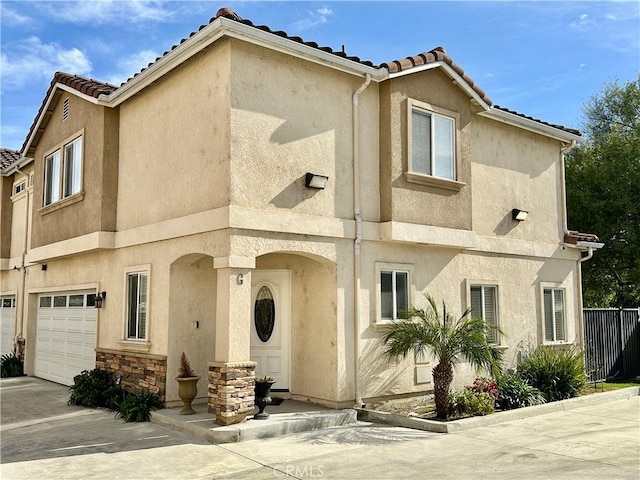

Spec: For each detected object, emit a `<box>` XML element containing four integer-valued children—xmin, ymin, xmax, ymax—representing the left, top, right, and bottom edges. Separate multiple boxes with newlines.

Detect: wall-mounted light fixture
<box><xmin>236</xmin><ymin>273</ymin><xmax>244</xmax><ymax>285</ymax></box>
<box><xmin>512</xmin><ymin>208</ymin><xmax>529</xmax><ymax>221</ymax></box>
<box><xmin>95</xmin><ymin>291</ymin><xmax>107</xmax><ymax>309</ymax></box>
<box><xmin>41</xmin><ymin>264</ymin><xmax>47</xmax><ymax>271</ymax></box>
<box><xmin>305</xmin><ymin>173</ymin><xmax>329</xmax><ymax>190</ymax></box>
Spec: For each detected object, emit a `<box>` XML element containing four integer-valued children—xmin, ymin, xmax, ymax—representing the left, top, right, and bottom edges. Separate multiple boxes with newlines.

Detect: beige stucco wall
<box><xmin>357</xmin><ymin>240</ymin><xmax>580</xmax><ymax>399</ymax></box>
<box><xmin>471</xmin><ymin>115</ymin><xmax>564</xmax><ymax>243</ymax></box>
<box><xmin>379</xmin><ymin>68</ymin><xmax>473</xmax><ymax>229</ymax></box>
<box><xmin>116</xmin><ymin>40</ymin><xmax>232</xmax><ymax>231</ymax></box>
<box><xmin>31</xmin><ymin>94</ymin><xmax>117</xmax><ymax>248</ymax></box>
<box><xmin>1</xmin><ymin>176</ymin><xmax>14</xmax><ymax>260</ymax></box>
<box><xmin>229</xmin><ymin>39</ymin><xmax>380</xmax><ymax>222</ymax></box>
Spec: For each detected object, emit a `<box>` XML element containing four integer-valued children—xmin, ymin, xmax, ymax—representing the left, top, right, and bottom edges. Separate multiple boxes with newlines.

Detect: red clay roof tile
<box><xmin>1</xmin><ymin>148</ymin><xmax>21</xmax><ymax>170</ymax></box>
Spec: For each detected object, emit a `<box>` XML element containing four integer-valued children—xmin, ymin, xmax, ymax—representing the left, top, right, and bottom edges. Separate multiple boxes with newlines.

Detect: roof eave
<box><xmin>479</xmin><ymin>108</ymin><xmax>582</xmax><ymax>143</ymax></box>
<box><xmin>104</xmin><ymin>16</ymin><xmax>382</xmax><ymax>107</ymax></box>
<box><xmin>2</xmin><ymin>156</ymin><xmax>33</xmax><ymax>176</ymax></box>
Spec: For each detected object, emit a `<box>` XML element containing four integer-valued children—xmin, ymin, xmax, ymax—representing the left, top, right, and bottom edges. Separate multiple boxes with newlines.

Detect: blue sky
<box><xmin>1</xmin><ymin>1</ymin><xmax>638</xmax><ymax>152</ymax></box>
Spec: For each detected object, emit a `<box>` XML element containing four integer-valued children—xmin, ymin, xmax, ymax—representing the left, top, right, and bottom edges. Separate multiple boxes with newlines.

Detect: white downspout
<box><xmin>12</xmin><ymin>168</ymin><xmax>30</xmax><ymax>354</ymax></box>
<box><xmin>353</xmin><ymin>73</ymin><xmax>371</xmax><ymax>408</ymax></box>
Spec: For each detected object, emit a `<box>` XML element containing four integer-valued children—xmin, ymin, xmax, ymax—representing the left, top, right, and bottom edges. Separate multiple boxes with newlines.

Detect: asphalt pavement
<box><xmin>1</xmin><ymin>376</ymin><xmax>638</xmax><ymax>480</ymax></box>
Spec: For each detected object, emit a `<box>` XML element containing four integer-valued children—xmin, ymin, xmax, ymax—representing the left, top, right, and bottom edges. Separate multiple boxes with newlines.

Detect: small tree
<box><xmin>382</xmin><ymin>295</ymin><xmax>502</xmax><ymax>419</ymax></box>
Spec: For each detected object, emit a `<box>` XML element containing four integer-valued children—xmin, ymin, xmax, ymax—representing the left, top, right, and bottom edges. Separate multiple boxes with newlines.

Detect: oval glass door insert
<box><xmin>254</xmin><ymin>286</ymin><xmax>276</xmax><ymax>342</ymax></box>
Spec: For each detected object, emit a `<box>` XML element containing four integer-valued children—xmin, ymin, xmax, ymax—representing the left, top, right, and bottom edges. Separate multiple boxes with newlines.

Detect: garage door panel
<box><xmin>36</xmin><ymin>291</ymin><xmax>96</xmax><ymax>386</ymax></box>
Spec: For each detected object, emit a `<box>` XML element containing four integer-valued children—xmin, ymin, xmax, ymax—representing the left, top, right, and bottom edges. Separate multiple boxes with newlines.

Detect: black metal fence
<box><xmin>584</xmin><ymin>308</ymin><xmax>640</xmax><ymax>382</ymax></box>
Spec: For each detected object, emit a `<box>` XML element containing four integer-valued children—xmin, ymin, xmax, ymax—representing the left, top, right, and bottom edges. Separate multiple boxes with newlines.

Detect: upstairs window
<box><xmin>44</xmin><ymin>136</ymin><xmax>83</xmax><ymax>206</ymax></box>
<box><xmin>411</xmin><ymin>108</ymin><xmax>455</xmax><ymax>180</ymax></box>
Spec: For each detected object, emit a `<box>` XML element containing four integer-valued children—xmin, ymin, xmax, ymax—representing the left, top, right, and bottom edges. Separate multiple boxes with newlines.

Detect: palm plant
<box><xmin>382</xmin><ymin>295</ymin><xmax>503</xmax><ymax>419</ymax></box>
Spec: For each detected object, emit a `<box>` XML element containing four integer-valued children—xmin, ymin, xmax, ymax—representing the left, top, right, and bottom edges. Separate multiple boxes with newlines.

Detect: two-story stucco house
<box><xmin>0</xmin><ymin>8</ymin><xmax>601</xmax><ymax>426</ymax></box>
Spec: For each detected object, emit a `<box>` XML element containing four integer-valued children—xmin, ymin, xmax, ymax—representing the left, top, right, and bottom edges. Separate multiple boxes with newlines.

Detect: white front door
<box><xmin>250</xmin><ymin>270</ymin><xmax>290</xmax><ymax>391</ymax></box>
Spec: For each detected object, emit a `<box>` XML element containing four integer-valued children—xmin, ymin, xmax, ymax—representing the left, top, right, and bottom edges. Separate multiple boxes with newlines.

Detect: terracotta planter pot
<box><xmin>176</xmin><ymin>376</ymin><xmax>200</xmax><ymax>415</ymax></box>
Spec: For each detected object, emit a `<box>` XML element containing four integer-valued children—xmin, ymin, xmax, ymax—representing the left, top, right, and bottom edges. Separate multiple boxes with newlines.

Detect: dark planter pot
<box><xmin>254</xmin><ymin>380</ymin><xmax>276</xmax><ymax>419</ymax></box>
<box><xmin>176</xmin><ymin>376</ymin><xmax>200</xmax><ymax>415</ymax></box>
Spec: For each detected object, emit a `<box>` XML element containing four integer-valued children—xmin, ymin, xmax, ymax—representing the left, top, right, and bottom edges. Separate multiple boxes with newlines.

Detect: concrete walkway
<box><xmin>2</xmin><ymin>377</ymin><xmax>639</xmax><ymax>479</ymax></box>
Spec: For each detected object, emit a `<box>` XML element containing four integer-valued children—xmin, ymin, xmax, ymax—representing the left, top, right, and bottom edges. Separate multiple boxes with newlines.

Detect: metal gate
<box><xmin>584</xmin><ymin>308</ymin><xmax>640</xmax><ymax>382</ymax></box>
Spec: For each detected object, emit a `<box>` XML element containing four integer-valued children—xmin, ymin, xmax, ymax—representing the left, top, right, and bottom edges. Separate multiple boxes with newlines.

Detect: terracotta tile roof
<box><xmin>20</xmin><ymin>7</ymin><xmax>580</xmax><ymax>155</ymax></box>
<box><xmin>380</xmin><ymin>47</ymin><xmax>492</xmax><ymax>106</ymax></box>
<box><xmin>564</xmin><ymin>230</ymin><xmax>600</xmax><ymax>245</ymax></box>
<box><xmin>494</xmin><ymin>106</ymin><xmax>581</xmax><ymax>136</ymax></box>
<box><xmin>119</xmin><ymin>7</ymin><xmax>378</xmax><ymax>86</ymax></box>
<box><xmin>21</xmin><ymin>73</ymin><xmax>117</xmax><ymax>155</ymax></box>
<box><xmin>1</xmin><ymin>148</ymin><xmax>21</xmax><ymax>171</ymax></box>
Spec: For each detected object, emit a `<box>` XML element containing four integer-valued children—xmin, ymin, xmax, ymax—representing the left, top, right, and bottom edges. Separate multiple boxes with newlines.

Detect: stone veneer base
<box><xmin>96</xmin><ymin>348</ymin><xmax>167</xmax><ymax>402</ymax></box>
<box><xmin>208</xmin><ymin>361</ymin><xmax>256</xmax><ymax>426</ymax></box>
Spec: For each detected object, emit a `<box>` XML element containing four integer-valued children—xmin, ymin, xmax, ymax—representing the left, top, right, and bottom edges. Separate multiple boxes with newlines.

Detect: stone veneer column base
<box><xmin>208</xmin><ymin>361</ymin><xmax>256</xmax><ymax>426</ymax></box>
<box><xmin>96</xmin><ymin>348</ymin><xmax>167</xmax><ymax>402</ymax></box>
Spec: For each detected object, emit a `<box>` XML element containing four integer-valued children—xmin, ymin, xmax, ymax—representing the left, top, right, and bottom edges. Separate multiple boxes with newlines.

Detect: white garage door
<box><xmin>1</xmin><ymin>296</ymin><xmax>16</xmax><ymax>356</ymax></box>
<box><xmin>36</xmin><ymin>291</ymin><xmax>97</xmax><ymax>386</ymax></box>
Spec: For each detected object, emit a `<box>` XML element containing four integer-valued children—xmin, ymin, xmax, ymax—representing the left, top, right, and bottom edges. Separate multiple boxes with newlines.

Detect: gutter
<box><xmin>352</xmin><ymin>73</ymin><xmax>371</xmax><ymax>408</ymax></box>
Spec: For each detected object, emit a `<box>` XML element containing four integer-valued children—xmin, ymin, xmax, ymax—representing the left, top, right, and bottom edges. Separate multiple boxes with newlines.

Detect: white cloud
<box><xmin>570</xmin><ymin>13</ymin><xmax>597</xmax><ymax>31</ymax></box>
<box><xmin>291</xmin><ymin>6</ymin><xmax>333</xmax><ymax>32</ymax></box>
<box><xmin>0</xmin><ymin>4</ymin><xmax>33</xmax><ymax>25</ymax></box>
<box><xmin>1</xmin><ymin>37</ymin><xmax>92</xmax><ymax>91</ymax></box>
<box><xmin>41</xmin><ymin>0</ymin><xmax>174</xmax><ymax>25</ymax></box>
<box><xmin>104</xmin><ymin>49</ymin><xmax>161</xmax><ymax>86</ymax></box>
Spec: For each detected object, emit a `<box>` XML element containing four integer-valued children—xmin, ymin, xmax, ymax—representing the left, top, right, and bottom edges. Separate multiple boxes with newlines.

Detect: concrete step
<box><xmin>151</xmin><ymin>402</ymin><xmax>358</xmax><ymax>444</ymax></box>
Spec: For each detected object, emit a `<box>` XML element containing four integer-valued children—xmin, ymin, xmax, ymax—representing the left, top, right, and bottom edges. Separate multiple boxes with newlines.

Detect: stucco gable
<box><xmin>21</xmin><ymin>73</ymin><xmax>117</xmax><ymax>158</ymax></box>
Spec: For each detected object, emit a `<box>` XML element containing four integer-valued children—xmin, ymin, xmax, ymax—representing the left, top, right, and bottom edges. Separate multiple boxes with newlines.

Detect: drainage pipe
<box><xmin>11</xmin><ymin>168</ymin><xmax>31</xmax><ymax>352</ymax></box>
<box><xmin>352</xmin><ymin>73</ymin><xmax>371</xmax><ymax>408</ymax></box>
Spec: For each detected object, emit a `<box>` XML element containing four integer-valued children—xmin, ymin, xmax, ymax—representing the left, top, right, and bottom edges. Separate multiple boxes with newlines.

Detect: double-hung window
<box><xmin>44</xmin><ymin>136</ymin><xmax>83</xmax><ymax>206</ymax></box>
<box><xmin>470</xmin><ymin>285</ymin><xmax>499</xmax><ymax>344</ymax></box>
<box><xmin>409</xmin><ymin>99</ymin><xmax>457</xmax><ymax>183</ymax></box>
<box><xmin>126</xmin><ymin>271</ymin><xmax>148</xmax><ymax>340</ymax></box>
<box><xmin>380</xmin><ymin>270</ymin><xmax>409</xmax><ymax>321</ymax></box>
<box><xmin>543</xmin><ymin>288</ymin><xmax>566</xmax><ymax>342</ymax></box>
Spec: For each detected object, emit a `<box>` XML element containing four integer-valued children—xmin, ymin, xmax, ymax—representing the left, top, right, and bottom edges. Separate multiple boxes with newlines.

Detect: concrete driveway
<box><xmin>1</xmin><ymin>376</ymin><xmax>639</xmax><ymax>479</ymax></box>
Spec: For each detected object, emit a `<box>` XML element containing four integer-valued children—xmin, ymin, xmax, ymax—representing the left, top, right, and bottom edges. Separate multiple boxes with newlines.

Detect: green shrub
<box><xmin>68</xmin><ymin>369</ymin><xmax>123</xmax><ymax>409</ymax></box>
<box><xmin>0</xmin><ymin>351</ymin><xmax>24</xmax><ymax>378</ymax></box>
<box><xmin>447</xmin><ymin>390</ymin><xmax>495</xmax><ymax>418</ymax></box>
<box><xmin>496</xmin><ymin>372</ymin><xmax>546</xmax><ymax>410</ymax></box>
<box><xmin>517</xmin><ymin>346</ymin><xmax>586</xmax><ymax>401</ymax></box>
<box><xmin>115</xmin><ymin>391</ymin><xmax>163</xmax><ymax>422</ymax></box>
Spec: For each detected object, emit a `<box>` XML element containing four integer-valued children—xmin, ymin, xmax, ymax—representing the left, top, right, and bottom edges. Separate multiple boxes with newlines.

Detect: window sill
<box><xmin>491</xmin><ymin>344</ymin><xmax>509</xmax><ymax>351</ymax></box>
<box><xmin>542</xmin><ymin>341</ymin><xmax>571</xmax><ymax>347</ymax></box>
<box><xmin>405</xmin><ymin>172</ymin><xmax>465</xmax><ymax>192</ymax></box>
<box><xmin>38</xmin><ymin>191</ymin><xmax>85</xmax><ymax>215</ymax></box>
<box><xmin>372</xmin><ymin>321</ymin><xmax>396</xmax><ymax>333</ymax></box>
<box><xmin>117</xmin><ymin>340</ymin><xmax>152</xmax><ymax>353</ymax></box>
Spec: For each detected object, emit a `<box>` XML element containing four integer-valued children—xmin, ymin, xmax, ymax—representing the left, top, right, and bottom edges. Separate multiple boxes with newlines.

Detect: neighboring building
<box><xmin>0</xmin><ymin>8</ymin><xmax>600</xmax><ymax>425</ymax></box>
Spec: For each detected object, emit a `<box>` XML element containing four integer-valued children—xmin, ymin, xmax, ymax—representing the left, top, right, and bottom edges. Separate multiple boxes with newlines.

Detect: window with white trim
<box><xmin>409</xmin><ymin>102</ymin><xmax>456</xmax><ymax>181</ymax></box>
<box><xmin>380</xmin><ymin>270</ymin><xmax>409</xmax><ymax>321</ymax></box>
<box><xmin>543</xmin><ymin>288</ymin><xmax>566</xmax><ymax>342</ymax></box>
<box><xmin>470</xmin><ymin>285</ymin><xmax>499</xmax><ymax>344</ymax></box>
<box><xmin>44</xmin><ymin>136</ymin><xmax>83</xmax><ymax>206</ymax></box>
<box><xmin>13</xmin><ymin>180</ymin><xmax>26</xmax><ymax>195</ymax></box>
<box><xmin>126</xmin><ymin>271</ymin><xmax>148</xmax><ymax>340</ymax></box>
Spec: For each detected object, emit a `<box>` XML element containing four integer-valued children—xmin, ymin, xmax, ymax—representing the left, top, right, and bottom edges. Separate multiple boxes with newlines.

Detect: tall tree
<box><xmin>566</xmin><ymin>76</ymin><xmax>640</xmax><ymax>307</ymax></box>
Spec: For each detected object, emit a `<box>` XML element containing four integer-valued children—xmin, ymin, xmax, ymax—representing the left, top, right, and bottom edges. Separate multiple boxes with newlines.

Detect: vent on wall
<box><xmin>62</xmin><ymin>98</ymin><xmax>70</xmax><ymax>120</ymax></box>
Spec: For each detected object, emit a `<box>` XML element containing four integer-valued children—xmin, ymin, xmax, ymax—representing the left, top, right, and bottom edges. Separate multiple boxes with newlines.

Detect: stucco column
<box><xmin>209</xmin><ymin>256</ymin><xmax>256</xmax><ymax>425</ymax></box>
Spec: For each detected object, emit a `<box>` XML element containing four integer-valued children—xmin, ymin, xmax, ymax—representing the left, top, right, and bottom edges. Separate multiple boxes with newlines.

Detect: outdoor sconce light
<box><xmin>512</xmin><ymin>208</ymin><xmax>529</xmax><ymax>221</ymax></box>
<box><xmin>305</xmin><ymin>173</ymin><xmax>329</xmax><ymax>189</ymax></box>
<box><xmin>95</xmin><ymin>291</ymin><xmax>107</xmax><ymax>309</ymax></box>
